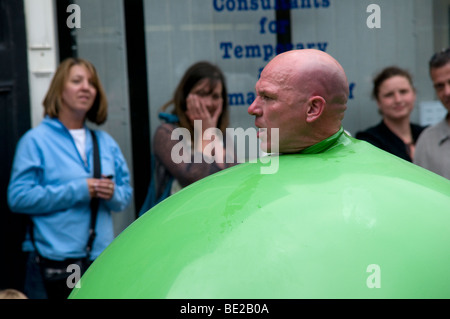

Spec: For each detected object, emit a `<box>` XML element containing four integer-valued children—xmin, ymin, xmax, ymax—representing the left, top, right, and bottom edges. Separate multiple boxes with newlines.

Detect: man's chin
<box><xmin>259</xmin><ymin>139</ymin><xmax>274</xmax><ymax>154</ymax></box>
<box><xmin>258</xmin><ymin>128</ymin><xmax>280</xmax><ymax>154</ymax></box>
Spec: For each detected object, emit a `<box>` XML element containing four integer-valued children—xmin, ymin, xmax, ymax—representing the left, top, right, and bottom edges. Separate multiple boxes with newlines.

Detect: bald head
<box><xmin>263</xmin><ymin>49</ymin><xmax>348</xmax><ymax>134</ymax></box>
<box><xmin>248</xmin><ymin>49</ymin><xmax>349</xmax><ymax>153</ymax></box>
<box><xmin>264</xmin><ymin>49</ymin><xmax>349</xmax><ymax>108</ymax></box>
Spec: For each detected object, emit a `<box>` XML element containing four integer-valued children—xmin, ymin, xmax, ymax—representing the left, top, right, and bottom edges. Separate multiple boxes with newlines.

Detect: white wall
<box><xmin>23</xmin><ymin>0</ymin><xmax>58</xmax><ymax>128</ymax></box>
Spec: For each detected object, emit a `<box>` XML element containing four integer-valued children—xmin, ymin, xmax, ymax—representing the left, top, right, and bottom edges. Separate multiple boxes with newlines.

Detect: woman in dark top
<box><xmin>356</xmin><ymin>66</ymin><xmax>426</xmax><ymax>162</ymax></box>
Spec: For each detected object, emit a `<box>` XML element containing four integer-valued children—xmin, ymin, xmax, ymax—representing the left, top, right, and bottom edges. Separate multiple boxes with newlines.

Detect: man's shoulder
<box><xmin>419</xmin><ymin>120</ymin><xmax>446</xmax><ymax>137</ymax></box>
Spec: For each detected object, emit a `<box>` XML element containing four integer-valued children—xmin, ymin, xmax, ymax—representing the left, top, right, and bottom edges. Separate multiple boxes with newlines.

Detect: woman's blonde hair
<box><xmin>43</xmin><ymin>57</ymin><xmax>108</xmax><ymax>125</ymax></box>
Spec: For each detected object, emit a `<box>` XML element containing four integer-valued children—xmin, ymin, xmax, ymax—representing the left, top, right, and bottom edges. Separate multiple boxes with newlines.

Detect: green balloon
<box><xmin>70</xmin><ymin>136</ymin><xmax>450</xmax><ymax>298</ymax></box>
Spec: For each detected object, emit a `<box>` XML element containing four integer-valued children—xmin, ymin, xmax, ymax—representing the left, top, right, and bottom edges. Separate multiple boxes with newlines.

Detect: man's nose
<box><xmin>444</xmin><ymin>83</ymin><xmax>450</xmax><ymax>96</ymax></box>
<box><xmin>248</xmin><ymin>97</ymin><xmax>261</xmax><ymax>116</ymax></box>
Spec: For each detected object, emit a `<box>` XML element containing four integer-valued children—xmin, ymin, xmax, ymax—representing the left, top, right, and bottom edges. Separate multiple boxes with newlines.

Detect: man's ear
<box><xmin>305</xmin><ymin>96</ymin><xmax>326</xmax><ymax>123</ymax></box>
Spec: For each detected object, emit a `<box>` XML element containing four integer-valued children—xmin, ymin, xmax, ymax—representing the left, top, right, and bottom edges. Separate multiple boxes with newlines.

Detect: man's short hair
<box><xmin>429</xmin><ymin>47</ymin><xmax>450</xmax><ymax>70</ymax></box>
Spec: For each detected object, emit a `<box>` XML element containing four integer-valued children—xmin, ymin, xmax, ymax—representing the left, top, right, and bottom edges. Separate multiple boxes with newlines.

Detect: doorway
<box><xmin>0</xmin><ymin>0</ymin><xmax>31</xmax><ymax>291</ymax></box>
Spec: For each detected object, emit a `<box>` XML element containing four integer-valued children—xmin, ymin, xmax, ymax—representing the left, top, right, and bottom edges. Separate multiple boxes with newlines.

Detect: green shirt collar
<box><xmin>300</xmin><ymin>127</ymin><xmax>345</xmax><ymax>154</ymax></box>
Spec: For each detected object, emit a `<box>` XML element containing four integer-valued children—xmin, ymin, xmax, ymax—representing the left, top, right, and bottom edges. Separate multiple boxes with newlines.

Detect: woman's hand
<box><xmin>186</xmin><ymin>93</ymin><xmax>222</xmax><ymax>130</ymax></box>
<box><xmin>186</xmin><ymin>93</ymin><xmax>223</xmax><ymax>153</ymax></box>
<box><xmin>87</xmin><ymin>176</ymin><xmax>115</xmax><ymax>200</ymax></box>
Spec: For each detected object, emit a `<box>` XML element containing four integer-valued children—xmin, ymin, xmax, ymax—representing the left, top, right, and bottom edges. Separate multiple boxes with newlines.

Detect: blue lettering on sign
<box><xmin>259</xmin><ymin>17</ymin><xmax>290</xmax><ymax>35</ymax></box>
<box><xmin>220</xmin><ymin>41</ymin><xmax>328</xmax><ymax>61</ymax></box>
<box><xmin>213</xmin><ymin>0</ymin><xmax>330</xmax><ymax>12</ymax></box>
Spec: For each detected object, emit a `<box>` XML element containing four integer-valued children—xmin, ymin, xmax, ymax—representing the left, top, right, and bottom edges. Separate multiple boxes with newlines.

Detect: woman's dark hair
<box><xmin>162</xmin><ymin>61</ymin><xmax>229</xmax><ymax>136</ymax></box>
<box><xmin>372</xmin><ymin>66</ymin><xmax>415</xmax><ymax>100</ymax></box>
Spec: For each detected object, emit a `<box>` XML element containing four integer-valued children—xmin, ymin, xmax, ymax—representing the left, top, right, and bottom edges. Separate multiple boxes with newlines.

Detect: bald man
<box><xmin>248</xmin><ymin>49</ymin><xmax>349</xmax><ymax>154</ymax></box>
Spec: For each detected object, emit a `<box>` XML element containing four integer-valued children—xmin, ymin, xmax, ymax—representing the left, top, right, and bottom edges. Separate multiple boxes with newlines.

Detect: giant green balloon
<box><xmin>70</xmin><ymin>136</ymin><xmax>450</xmax><ymax>298</ymax></box>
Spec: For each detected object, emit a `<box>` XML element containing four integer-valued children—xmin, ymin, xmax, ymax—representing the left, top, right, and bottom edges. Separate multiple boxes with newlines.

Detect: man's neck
<box><xmin>301</xmin><ymin>127</ymin><xmax>345</xmax><ymax>154</ymax></box>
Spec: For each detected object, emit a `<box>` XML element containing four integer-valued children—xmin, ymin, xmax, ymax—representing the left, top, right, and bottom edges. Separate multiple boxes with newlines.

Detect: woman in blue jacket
<box><xmin>7</xmin><ymin>58</ymin><xmax>133</xmax><ymax>299</ymax></box>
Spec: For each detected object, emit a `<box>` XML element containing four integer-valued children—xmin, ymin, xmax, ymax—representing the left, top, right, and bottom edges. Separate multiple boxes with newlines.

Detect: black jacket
<box><xmin>355</xmin><ymin>121</ymin><xmax>426</xmax><ymax>162</ymax></box>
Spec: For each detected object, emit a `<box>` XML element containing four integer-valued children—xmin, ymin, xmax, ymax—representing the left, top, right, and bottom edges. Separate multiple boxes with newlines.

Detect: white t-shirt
<box><xmin>69</xmin><ymin>128</ymin><xmax>87</xmax><ymax>164</ymax></box>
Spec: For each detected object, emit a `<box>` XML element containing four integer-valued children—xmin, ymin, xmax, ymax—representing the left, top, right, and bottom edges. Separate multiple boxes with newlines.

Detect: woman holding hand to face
<box><xmin>139</xmin><ymin>62</ymin><xmax>236</xmax><ymax>215</ymax></box>
<box><xmin>356</xmin><ymin>66</ymin><xmax>426</xmax><ymax>162</ymax></box>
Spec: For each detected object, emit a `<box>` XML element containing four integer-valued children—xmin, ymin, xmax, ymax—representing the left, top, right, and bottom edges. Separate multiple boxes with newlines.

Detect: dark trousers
<box><xmin>24</xmin><ymin>252</ymin><xmax>47</xmax><ymax>299</ymax></box>
<box><xmin>24</xmin><ymin>252</ymin><xmax>88</xmax><ymax>299</ymax></box>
